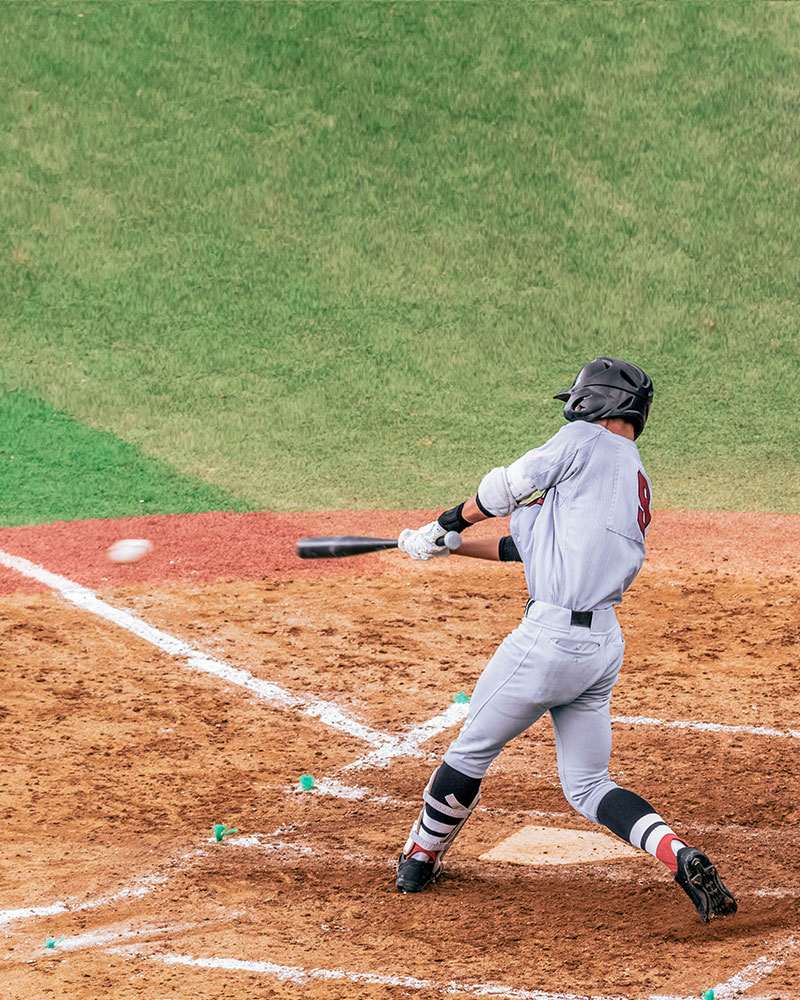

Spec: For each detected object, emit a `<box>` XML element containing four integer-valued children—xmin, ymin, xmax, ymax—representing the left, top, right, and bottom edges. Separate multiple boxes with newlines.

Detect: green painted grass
<box><xmin>0</xmin><ymin>384</ymin><xmax>247</xmax><ymax>526</ymax></box>
<box><xmin>1</xmin><ymin>2</ymin><xmax>798</xmax><ymax>519</ymax></box>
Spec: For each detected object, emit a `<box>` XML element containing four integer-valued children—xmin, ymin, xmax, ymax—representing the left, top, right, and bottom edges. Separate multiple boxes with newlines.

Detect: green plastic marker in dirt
<box><xmin>213</xmin><ymin>824</ymin><xmax>238</xmax><ymax>842</ymax></box>
<box><xmin>300</xmin><ymin>774</ymin><xmax>315</xmax><ymax>791</ymax></box>
<box><xmin>701</xmin><ymin>991</ymin><xmax>715</xmax><ymax>1000</ymax></box>
<box><xmin>45</xmin><ymin>935</ymin><xmax>65</xmax><ymax>949</ymax></box>
<box><xmin>453</xmin><ymin>692</ymin><xmax>470</xmax><ymax>704</ymax></box>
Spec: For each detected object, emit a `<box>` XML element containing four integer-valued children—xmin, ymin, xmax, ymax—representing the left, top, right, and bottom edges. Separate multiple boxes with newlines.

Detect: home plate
<box><xmin>479</xmin><ymin>825</ymin><xmax>639</xmax><ymax>865</ymax></box>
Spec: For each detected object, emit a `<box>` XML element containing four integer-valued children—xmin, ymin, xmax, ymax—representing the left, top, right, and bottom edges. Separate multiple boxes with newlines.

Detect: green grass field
<box><xmin>1</xmin><ymin>2</ymin><xmax>798</xmax><ymax>524</ymax></box>
<box><xmin>0</xmin><ymin>388</ymin><xmax>247</xmax><ymax>526</ymax></box>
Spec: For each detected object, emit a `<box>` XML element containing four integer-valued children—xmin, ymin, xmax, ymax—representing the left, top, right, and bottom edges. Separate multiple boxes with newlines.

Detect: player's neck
<box><xmin>596</xmin><ymin>418</ymin><xmax>636</xmax><ymax>441</ymax></box>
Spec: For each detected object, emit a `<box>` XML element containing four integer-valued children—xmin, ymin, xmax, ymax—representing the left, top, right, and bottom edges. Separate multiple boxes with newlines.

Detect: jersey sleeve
<box><xmin>477</xmin><ymin>424</ymin><xmax>595</xmax><ymax>516</ymax></box>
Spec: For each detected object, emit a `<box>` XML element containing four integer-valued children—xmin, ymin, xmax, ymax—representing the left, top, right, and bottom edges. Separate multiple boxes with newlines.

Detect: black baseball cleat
<box><xmin>675</xmin><ymin>847</ymin><xmax>737</xmax><ymax>922</ymax></box>
<box><xmin>396</xmin><ymin>849</ymin><xmax>443</xmax><ymax>893</ymax></box>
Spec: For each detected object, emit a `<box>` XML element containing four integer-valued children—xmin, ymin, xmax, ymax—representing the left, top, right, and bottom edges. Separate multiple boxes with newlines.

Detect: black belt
<box><xmin>525</xmin><ymin>600</ymin><xmax>593</xmax><ymax>629</ymax></box>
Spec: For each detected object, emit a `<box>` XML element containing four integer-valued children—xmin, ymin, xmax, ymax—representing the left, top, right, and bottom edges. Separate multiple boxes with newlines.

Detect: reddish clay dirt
<box><xmin>0</xmin><ymin>508</ymin><xmax>797</xmax><ymax>594</ymax></box>
<box><xmin>1</xmin><ymin>509</ymin><xmax>799</xmax><ymax>1000</ymax></box>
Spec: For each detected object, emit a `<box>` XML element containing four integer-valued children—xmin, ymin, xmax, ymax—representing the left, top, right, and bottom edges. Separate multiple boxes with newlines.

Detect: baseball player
<box><xmin>394</xmin><ymin>358</ymin><xmax>737</xmax><ymax>923</ymax></box>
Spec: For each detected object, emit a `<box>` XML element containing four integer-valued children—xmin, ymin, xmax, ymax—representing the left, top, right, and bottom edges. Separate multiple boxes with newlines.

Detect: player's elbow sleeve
<box><xmin>498</xmin><ymin>536</ymin><xmax>522</xmax><ymax>562</ymax></box>
<box><xmin>476</xmin><ymin>467</ymin><xmax>517</xmax><ymax>517</ymax></box>
<box><xmin>477</xmin><ymin>462</ymin><xmax>535</xmax><ymax>517</ymax></box>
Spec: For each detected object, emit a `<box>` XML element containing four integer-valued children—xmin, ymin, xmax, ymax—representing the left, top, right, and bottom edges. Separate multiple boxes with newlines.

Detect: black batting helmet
<box><xmin>554</xmin><ymin>358</ymin><xmax>653</xmax><ymax>439</ymax></box>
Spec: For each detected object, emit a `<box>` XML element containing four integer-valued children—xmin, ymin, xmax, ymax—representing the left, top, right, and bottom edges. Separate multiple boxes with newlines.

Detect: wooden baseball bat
<box><xmin>296</xmin><ymin>532</ymin><xmax>461</xmax><ymax>559</ymax></box>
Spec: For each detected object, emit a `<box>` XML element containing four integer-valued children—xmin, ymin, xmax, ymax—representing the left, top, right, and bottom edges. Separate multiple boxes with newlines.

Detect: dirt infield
<box><xmin>1</xmin><ymin>510</ymin><xmax>799</xmax><ymax>999</ymax></box>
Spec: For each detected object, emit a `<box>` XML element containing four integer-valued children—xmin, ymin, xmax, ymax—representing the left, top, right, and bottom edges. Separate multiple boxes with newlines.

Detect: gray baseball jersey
<box><xmin>442</xmin><ymin>422</ymin><xmax>653</xmax><ymax>815</ymax></box>
<box><xmin>506</xmin><ymin>422</ymin><xmax>652</xmax><ymax>611</ymax></box>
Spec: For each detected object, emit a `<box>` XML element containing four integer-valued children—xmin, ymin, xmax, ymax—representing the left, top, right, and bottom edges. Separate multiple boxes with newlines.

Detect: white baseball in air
<box><xmin>443</xmin><ymin>530</ymin><xmax>462</xmax><ymax>550</ymax></box>
<box><xmin>107</xmin><ymin>538</ymin><xmax>153</xmax><ymax>563</ymax></box>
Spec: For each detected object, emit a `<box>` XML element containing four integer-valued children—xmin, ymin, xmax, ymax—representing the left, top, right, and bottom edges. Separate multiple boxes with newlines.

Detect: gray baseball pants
<box><xmin>444</xmin><ymin>600</ymin><xmax>624</xmax><ymax>824</ymax></box>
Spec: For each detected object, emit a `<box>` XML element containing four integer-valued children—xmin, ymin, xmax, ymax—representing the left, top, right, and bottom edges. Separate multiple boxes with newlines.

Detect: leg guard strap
<box><xmin>422</xmin><ymin>787</ymin><xmax>477</xmax><ymax>820</ymax></box>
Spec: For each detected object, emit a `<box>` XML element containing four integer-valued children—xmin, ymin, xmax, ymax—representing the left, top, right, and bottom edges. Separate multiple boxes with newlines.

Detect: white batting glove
<box><xmin>397</xmin><ymin>520</ymin><xmax>448</xmax><ymax>560</ymax></box>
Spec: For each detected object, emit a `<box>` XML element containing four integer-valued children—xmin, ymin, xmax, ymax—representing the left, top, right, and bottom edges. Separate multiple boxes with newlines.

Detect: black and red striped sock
<box><xmin>597</xmin><ymin>787</ymin><xmax>688</xmax><ymax>873</ymax></box>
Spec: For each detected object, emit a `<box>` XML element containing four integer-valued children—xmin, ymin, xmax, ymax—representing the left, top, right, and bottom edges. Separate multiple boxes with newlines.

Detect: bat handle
<box><xmin>436</xmin><ymin>530</ymin><xmax>462</xmax><ymax>550</ymax></box>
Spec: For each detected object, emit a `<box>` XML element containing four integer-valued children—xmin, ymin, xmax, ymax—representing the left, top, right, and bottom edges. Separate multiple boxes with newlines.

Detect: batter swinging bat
<box><xmin>296</xmin><ymin>531</ymin><xmax>462</xmax><ymax>559</ymax></box>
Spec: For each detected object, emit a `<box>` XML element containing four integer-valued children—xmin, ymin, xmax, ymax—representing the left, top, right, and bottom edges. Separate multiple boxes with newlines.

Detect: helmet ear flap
<box><xmin>571</xmin><ymin>393</ymin><xmax>592</xmax><ymax>413</ymax></box>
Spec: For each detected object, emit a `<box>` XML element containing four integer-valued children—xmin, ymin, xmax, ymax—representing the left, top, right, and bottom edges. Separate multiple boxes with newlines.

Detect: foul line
<box><xmin>0</xmin><ymin>549</ymin><xmax>395</xmax><ymax>750</ymax></box>
<box><xmin>3</xmin><ymin>550</ymin><xmax>798</xmax><ymax>1000</ymax></box>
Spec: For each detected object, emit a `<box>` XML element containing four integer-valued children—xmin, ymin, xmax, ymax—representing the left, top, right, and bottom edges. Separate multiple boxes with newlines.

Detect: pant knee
<box><xmin>562</xmin><ymin>786</ymin><xmax>596</xmax><ymax>822</ymax></box>
<box><xmin>560</xmin><ymin>776</ymin><xmax>618</xmax><ymax>824</ymax></box>
<box><xmin>443</xmin><ymin>748</ymin><xmax>495</xmax><ymax>780</ymax></box>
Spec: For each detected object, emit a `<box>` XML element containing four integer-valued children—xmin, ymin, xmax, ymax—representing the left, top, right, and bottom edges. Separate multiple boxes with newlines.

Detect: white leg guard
<box><xmin>402</xmin><ymin>766</ymin><xmax>481</xmax><ymax>860</ymax></box>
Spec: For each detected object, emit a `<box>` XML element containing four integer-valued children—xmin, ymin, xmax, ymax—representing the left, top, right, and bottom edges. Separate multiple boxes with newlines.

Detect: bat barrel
<box><xmin>296</xmin><ymin>536</ymin><xmax>399</xmax><ymax>559</ymax></box>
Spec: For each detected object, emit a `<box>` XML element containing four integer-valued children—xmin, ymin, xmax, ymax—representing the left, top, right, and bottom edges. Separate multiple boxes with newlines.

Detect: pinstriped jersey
<box><xmin>508</xmin><ymin>422</ymin><xmax>652</xmax><ymax>611</ymax></box>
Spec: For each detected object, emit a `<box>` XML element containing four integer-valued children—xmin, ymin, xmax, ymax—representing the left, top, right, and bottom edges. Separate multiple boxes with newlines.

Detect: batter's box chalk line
<box><xmin>104</xmin><ymin>947</ymin><xmax>671</xmax><ymax>1000</ymax></box>
<box><xmin>3</xmin><ymin>546</ymin><xmax>799</xmax><ymax>993</ymax></box>
<box><xmin>42</xmin><ymin>920</ymin><xmax>195</xmax><ymax>956</ymax></box>
<box><xmin>0</xmin><ymin>829</ymin><xmax>308</xmax><ymax>930</ymax></box>
<box><xmin>0</xmin><ymin>866</ymin><xmax>179</xmax><ymax>929</ymax></box>
<box><xmin>106</xmin><ymin>933</ymin><xmax>798</xmax><ymax>1000</ymax></box>
<box><xmin>611</xmin><ymin>714</ymin><xmax>800</xmax><ymax>740</ymax></box>
<box><xmin>3</xmin><ymin>824</ymin><xmax>788</xmax><ymax>943</ymax></box>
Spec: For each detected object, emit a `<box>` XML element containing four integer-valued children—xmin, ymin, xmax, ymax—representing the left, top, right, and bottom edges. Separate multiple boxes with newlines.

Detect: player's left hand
<box><xmin>398</xmin><ymin>521</ymin><xmax>448</xmax><ymax>560</ymax></box>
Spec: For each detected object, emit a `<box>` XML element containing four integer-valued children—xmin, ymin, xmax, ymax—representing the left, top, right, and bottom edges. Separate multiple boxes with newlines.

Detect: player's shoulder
<box><xmin>556</xmin><ymin>421</ymin><xmax>603</xmax><ymax>442</ymax></box>
<box><xmin>557</xmin><ymin>421</ymin><xmax>646</xmax><ymax>469</ymax></box>
<box><xmin>544</xmin><ymin>420</ymin><xmax>605</xmax><ymax>451</ymax></box>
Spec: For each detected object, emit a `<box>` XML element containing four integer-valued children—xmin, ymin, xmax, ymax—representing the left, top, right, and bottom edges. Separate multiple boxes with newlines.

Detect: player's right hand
<box><xmin>397</xmin><ymin>521</ymin><xmax>449</xmax><ymax>560</ymax></box>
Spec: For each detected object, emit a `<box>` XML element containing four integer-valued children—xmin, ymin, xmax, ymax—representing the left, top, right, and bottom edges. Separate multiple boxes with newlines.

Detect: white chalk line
<box><xmin>107</xmin><ymin>941</ymin><xmax>797</xmax><ymax>1000</ymax></box>
<box><xmin>3</xmin><ymin>548</ymin><xmax>799</xmax><ymax>996</ymax></box>
<box><xmin>345</xmin><ymin>703</ymin><xmax>800</xmax><ymax>771</ymax></box>
<box><xmin>107</xmin><ymin>948</ymin><xmax>653</xmax><ymax>1000</ymax></box>
<box><xmin>2</xmin><ymin>920</ymin><xmax>196</xmax><ymax>965</ymax></box>
<box><xmin>352</xmin><ymin>705</ymin><xmax>800</xmax><ymax>769</ymax></box>
<box><xmin>0</xmin><ymin>828</ymin><xmax>303</xmax><ymax>929</ymax></box>
<box><xmin>299</xmin><ymin>777</ymin><xmax>799</xmax><ymax>844</ymax></box>
<box><xmin>4</xmin><ymin>817</ymin><xmax>795</xmax><ymax>939</ymax></box>
<box><xmin>2</xmin><ymin>810</ymin><xmax>796</xmax><ymax>995</ymax></box>
<box><xmin>2</xmin><ymin>548</ymin><xmax>795</xmax><ymax>765</ymax></box>
<box><xmin>344</xmin><ymin>701</ymin><xmax>470</xmax><ymax>770</ymax></box>
<box><xmin>220</xmin><ymin>832</ymin><xmax>312</xmax><ymax>855</ymax></box>
<box><xmin>0</xmin><ymin>548</ymin><xmax>396</xmax><ymax>751</ymax></box>
<box><xmin>2</xmin><ymin>544</ymin><xmax>798</xmax><ymax>921</ymax></box>
<box><xmin>612</xmin><ymin>714</ymin><xmax>800</xmax><ymax>740</ymax></box>
<box><xmin>0</xmin><ymin>864</ymin><xmax>181</xmax><ymax>929</ymax></box>
<box><xmin>49</xmin><ymin>920</ymin><xmax>195</xmax><ymax>956</ymax></box>
<box><xmin>711</xmin><ymin>933</ymin><xmax>799</xmax><ymax>999</ymax></box>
